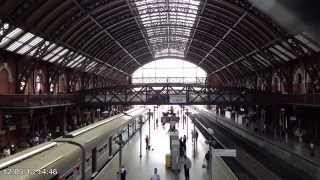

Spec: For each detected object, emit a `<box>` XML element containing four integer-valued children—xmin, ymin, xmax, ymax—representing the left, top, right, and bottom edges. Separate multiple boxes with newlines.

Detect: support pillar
<box><xmin>0</xmin><ymin>110</ymin><xmax>3</xmax><ymax>130</ymax></box>
<box><xmin>29</xmin><ymin>110</ymin><xmax>34</xmax><ymax>137</ymax></box>
<box><xmin>62</xmin><ymin>107</ymin><xmax>68</xmax><ymax>135</ymax></box>
<box><xmin>77</xmin><ymin>107</ymin><xmax>82</xmax><ymax>126</ymax></box>
<box><xmin>42</xmin><ymin>115</ymin><xmax>48</xmax><ymax>136</ymax></box>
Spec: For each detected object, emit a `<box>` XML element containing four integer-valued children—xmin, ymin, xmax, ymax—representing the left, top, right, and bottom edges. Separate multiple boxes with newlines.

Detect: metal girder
<box><xmin>185</xmin><ymin>0</ymin><xmax>207</xmax><ymax>56</ymax></box>
<box><xmin>81</xmin><ymin>84</ymin><xmax>320</xmax><ymax>106</ymax></box>
<box><xmin>199</xmin><ymin>6</ymin><xmax>252</xmax><ymax>66</ymax></box>
<box><xmin>125</xmin><ymin>0</ymin><xmax>154</xmax><ymax>58</ymax></box>
<box><xmin>59</xmin><ymin>42</ymin><xmax>130</xmax><ymax>76</ymax></box>
<box><xmin>208</xmin><ymin>38</ymin><xmax>282</xmax><ymax>77</ymax></box>
<box><xmin>71</xmin><ymin>0</ymin><xmax>142</xmax><ymax>67</ymax></box>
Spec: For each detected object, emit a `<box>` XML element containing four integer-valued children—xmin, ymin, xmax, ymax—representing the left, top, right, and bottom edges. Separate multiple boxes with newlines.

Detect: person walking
<box><xmin>119</xmin><ymin>165</ymin><xmax>127</xmax><ymax>180</ymax></box>
<box><xmin>145</xmin><ymin>135</ymin><xmax>150</xmax><ymax>150</ymax></box>
<box><xmin>310</xmin><ymin>141</ymin><xmax>315</xmax><ymax>157</ymax></box>
<box><xmin>150</xmin><ymin>168</ymin><xmax>160</xmax><ymax>180</ymax></box>
<box><xmin>184</xmin><ymin>155</ymin><xmax>192</xmax><ymax>180</ymax></box>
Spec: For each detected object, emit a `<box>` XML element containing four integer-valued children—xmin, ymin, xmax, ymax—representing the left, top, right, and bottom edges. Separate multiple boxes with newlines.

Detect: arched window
<box><xmin>49</xmin><ymin>77</ymin><xmax>55</xmax><ymax>93</ymax></box>
<box><xmin>297</xmin><ymin>74</ymin><xmax>303</xmax><ymax>84</ymax></box>
<box><xmin>294</xmin><ymin>72</ymin><xmax>304</xmax><ymax>94</ymax></box>
<box><xmin>58</xmin><ymin>74</ymin><xmax>66</xmax><ymax>93</ymax></box>
<box><xmin>273</xmin><ymin>76</ymin><xmax>281</xmax><ymax>92</ymax></box>
<box><xmin>132</xmin><ymin>58</ymin><xmax>207</xmax><ymax>84</ymax></box>
<box><xmin>35</xmin><ymin>74</ymin><xmax>42</xmax><ymax>94</ymax></box>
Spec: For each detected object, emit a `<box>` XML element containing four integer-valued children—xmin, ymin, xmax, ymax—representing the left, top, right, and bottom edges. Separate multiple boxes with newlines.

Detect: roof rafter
<box><xmin>71</xmin><ymin>0</ymin><xmax>142</xmax><ymax>67</ymax></box>
<box><xmin>185</xmin><ymin>0</ymin><xmax>207</xmax><ymax>56</ymax></box>
<box><xmin>126</xmin><ymin>0</ymin><xmax>154</xmax><ymax>58</ymax></box>
<box><xmin>198</xmin><ymin>5</ymin><xmax>252</xmax><ymax>66</ymax></box>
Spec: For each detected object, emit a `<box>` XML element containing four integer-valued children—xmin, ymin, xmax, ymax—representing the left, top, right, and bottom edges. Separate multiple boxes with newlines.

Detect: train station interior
<box><xmin>0</xmin><ymin>0</ymin><xmax>319</xmax><ymax>180</ymax></box>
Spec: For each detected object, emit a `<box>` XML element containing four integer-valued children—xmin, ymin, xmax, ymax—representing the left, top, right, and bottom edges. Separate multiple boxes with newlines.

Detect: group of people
<box><xmin>178</xmin><ymin>135</ymin><xmax>193</xmax><ymax>180</ymax></box>
<box><xmin>191</xmin><ymin>130</ymin><xmax>199</xmax><ymax>144</ymax></box>
<box><xmin>119</xmin><ymin>158</ymin><xmax>191</xmax><ymax>180</ymax></box>
<box><xmin>0</xmin><ymin>144</ymin><xmax>16</xmax><ymax>158</ymax></box>
<box><xmin>119</xmin><ymin>166</ymin><xmax>160</xmax><ymax>180</ymax></box>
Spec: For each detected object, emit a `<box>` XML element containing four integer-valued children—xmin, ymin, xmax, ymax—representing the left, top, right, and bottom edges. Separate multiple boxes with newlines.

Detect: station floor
<box><xmin>96</xmin><ymin>115</ymin><xmax>210</xmax><ymax>180</ymax></box>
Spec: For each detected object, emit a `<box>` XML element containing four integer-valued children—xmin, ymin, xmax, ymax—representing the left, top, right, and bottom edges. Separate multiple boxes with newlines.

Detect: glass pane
<box><xmin>133</xmin><ymin>0</ymin><xmax>200</xmax><ymax>57</ymax></box>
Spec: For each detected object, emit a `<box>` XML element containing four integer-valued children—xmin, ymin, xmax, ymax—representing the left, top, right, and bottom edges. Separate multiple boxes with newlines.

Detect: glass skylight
<box><xmin>0</xmin><ymin>21</ymin><xmax>106</xmax><ymax>76</ymax></box>
<box><xmin>295</xmin><ymin>33</ymin><xmax>320</xmax><ymax>52</ymax></box>
<box><xmin>134</xmin><ymin>0</ymin><xmax>200</xmax><ymax>58</ymax></box>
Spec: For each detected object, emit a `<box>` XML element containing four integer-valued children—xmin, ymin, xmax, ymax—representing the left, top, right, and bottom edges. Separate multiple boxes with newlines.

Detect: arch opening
<box><xmin>132</xmin><ymin>58</ymin><xmax>207</xmax><ymax>84</ymax></box>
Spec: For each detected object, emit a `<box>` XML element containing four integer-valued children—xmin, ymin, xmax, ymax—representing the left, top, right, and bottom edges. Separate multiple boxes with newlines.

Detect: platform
<box><xmin>213</xmin><ymin>111</ymin><xmax>320</xmax><ymax>166</ymax></box>
<box><xmin>96</xmin><ymin>108</ymin><xmax>209</xmax><ymax>180</ymax></box>
<box><xmin>199</xmin><ymin>109</ymin><xmax>320</xmax><ymax>179</ymax></box>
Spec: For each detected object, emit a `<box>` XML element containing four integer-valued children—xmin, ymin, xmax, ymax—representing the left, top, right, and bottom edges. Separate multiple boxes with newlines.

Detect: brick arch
<box><xmin>257</xmin><ymin>77</ymin><xmax>267</xmax><ymax>91</ymax></box>
<box><xmin>58</xmin><ymin>74</ymin><xmax>67</xmax><ymax>93</ymax></box>
<box><xmin>34</xmin><ymin>69</ymin><xmax>45</xmax><ymax>94</ymax></box>
<box><xmin>0</xmin><ymin>63</ymin><xmax>13</xmax><ymax>83</ymax></box>
<box><xmin>0</xmin><ymin>63</ymin><xmax>14</xmax><ymax>94</ymax></box>
<box><xmin>293</xmin><ymin>68</ymin><xmax>305</xmax><ymax>94</ymax></box>
<box><xmin>272</xmin><ymin>73</ymin><xmax>282</xmax><ymax>93</ymax></box>
<box><xmin>75</xmin><ymin>77</ymin><xmax>81</xmax><ymax>91</ymax></box>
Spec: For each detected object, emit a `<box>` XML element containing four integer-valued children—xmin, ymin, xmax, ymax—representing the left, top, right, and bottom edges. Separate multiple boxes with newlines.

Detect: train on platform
<box><xmin>0</xmin><ymin>107</ymin><xmax>147</xmax><ymax>180</ymax></box>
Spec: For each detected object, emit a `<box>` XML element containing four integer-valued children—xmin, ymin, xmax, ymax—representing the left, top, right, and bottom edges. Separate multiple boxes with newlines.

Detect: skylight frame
<box><xmin>133</xmin><ymin>0</ymin><xmax>201</xmax><ymax>58</ymax></box>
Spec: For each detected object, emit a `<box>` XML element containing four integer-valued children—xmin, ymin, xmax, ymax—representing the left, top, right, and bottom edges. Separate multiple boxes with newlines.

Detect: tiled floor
<box><xmin>96</xmin><ymin>110</ymin><xmax>209</xmax><ymax>180</ymax></box>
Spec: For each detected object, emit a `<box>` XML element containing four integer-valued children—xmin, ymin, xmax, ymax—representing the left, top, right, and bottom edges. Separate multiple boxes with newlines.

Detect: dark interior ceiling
<box><xmin>0</xmin><ymin>0</ymin><xmax>319</xmax><ymax>83</ymax></box>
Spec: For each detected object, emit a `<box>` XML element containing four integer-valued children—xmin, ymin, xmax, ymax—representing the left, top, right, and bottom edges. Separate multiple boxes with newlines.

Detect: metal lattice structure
<box><xmin>82</xmin><ymin>84</ymin><xmax>320</xmax><ymax>106</ymax></box>
<box><xmin>0</xmin><ymin>0</ymin><xmax>319</xmax><ymax>83</ymax></box>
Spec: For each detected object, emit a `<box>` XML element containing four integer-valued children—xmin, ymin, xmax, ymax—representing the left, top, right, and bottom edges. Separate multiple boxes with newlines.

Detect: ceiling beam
<box><xmin>198</xmin><ymin>6</ymin><xmax>252</xmax><ymax>66</ymax></box>
<box><xmin>185</xmin><ymin>0</ymin><xmax>207</xmax><ymax>56</ymax></box>
<box><xmin>71</xmin><ymin>0</ymin><xmax>142</xmax><ymax>67</ymax></box>
<box><xmin>61</xmin><ymin>42</ymin><xmax>131</xmax><ymax>76</ymax></box>
<box><xmin>126</xmin><ymin>0</ymin><xmax>154</xmax><ymax>58</ymax></box>
<box><xmin>208</xmin><ymin>38</ymin><xmax>281</xmax><ymax>77</ymax></box>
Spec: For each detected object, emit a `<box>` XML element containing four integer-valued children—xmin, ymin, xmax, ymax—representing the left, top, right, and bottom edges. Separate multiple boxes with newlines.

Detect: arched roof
<box><xmin>0</xmin><ymin>0</ymin><xmax>319</xmax><ymax>83</ymax></box>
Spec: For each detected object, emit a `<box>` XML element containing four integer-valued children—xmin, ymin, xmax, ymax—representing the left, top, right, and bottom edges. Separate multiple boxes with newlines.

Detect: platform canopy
<box><xmin>0</xmin><ymin>0</ymin><xmax>319</xmax><ymax>82</ymax></box>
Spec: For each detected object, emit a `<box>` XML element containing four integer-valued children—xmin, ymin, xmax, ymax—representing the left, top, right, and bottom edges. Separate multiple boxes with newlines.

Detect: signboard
<box><xmin>169</xmin><ymin>95</ymin><xmax>186</xmax><ymax>103</ymax></box>
<box><xmin>213</xmin><ymin>149</ymin><xmax>236</xmax><ymax>157</ymax></box>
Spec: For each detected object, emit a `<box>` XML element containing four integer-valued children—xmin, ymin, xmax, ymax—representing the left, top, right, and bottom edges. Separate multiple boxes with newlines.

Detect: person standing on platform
<box><xmin>119</xmin><ymin>165</ymin><xmax>127</xmax><ymax>180</ymax></box>
<box><xmin>150</xmin><ymin>168</ymin><xmax>160</xmax><ymax>180</ymax></box>
<box><xmin>184</xmin><ymin>155</ymin><xmax>192</xmax><ymax>180</ymax></box>
<box><xmin>183</xmin><ymin>135</ymin><xmax>187</xmax><ymax>153</ymax></box>
<box><xmin>195</xmin><ymin>131</ymin><xmax>199</xmax><ymax>144</ymax></box>
<box><xmin>183</xmin><ymin>135</ymin><xmax>187</xmax><ymax>145</ymax></box>
<box><xmin>145</xmin><ymin>135</ymin><xmax>150</xmax><ymax>150</ymax></box>
<box><xmin>204</xmin><ymin>150</ymin><xmax>210</xmax><ymax>170</ymax></box>
<box><xmin>179</xmin><ymin>138</ymin><xmax>184</xmax><ymax>157</ymax></box>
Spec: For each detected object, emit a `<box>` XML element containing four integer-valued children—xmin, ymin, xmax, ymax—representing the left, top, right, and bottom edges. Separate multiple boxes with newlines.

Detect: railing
<box><xmin>0</xmin><ymin>94</ymin><xmax>79</xmax><ymax>107</ymax></box>
<box><xmin>131</xmin><ymin>77</ymin><xmax>207</xmax><ymax>85</ymax></box>
<box><xmin>252</xmin><ymin>92</ymin><xmax>320</xmax><ymax>105</ymax></box>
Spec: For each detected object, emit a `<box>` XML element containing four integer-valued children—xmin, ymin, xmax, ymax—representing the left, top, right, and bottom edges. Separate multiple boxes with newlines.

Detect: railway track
<box><xmin>192</xmin><ymin>109</ymin><xmax>316</xmax><ymax>180</ymax></box>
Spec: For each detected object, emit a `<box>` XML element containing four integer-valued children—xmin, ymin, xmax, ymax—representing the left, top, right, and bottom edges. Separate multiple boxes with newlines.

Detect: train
<box><xmin>0</xmin><ymin>107</ymin><xmax>147</xmax><ymax>180</ymax></box>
